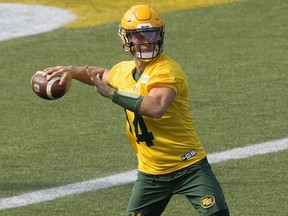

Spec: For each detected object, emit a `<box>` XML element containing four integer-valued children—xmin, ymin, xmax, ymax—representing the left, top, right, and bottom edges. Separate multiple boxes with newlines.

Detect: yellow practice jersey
<box><xmin>109</xmin><ymin>54</ymin><xmax>206</xmax><ymax>175</ymax></box>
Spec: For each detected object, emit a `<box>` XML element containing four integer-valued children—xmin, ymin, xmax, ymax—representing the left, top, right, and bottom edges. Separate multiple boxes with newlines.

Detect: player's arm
<box><xmin>111</xmin><ymin>86</ymin><xmax>175</xmax><ymax>119</ymax></box>
<box><xmin>87</xmin><ymin>71</ymin><xmax>175</xmax><ymax>119</ymax></box>
<box><xmin>73</xmin><ymin>66</ymin><xmax>110</xmax><ymax>85</ymax></box>
<box><xmin>138</xmin><ymin>87</ymin><xmax>175</xmax><ymax>118</ymax></box>
<box><xmin>43</xmin><ymin>66</ymin><xmax>110</xmax><ymax>87</ymax></box>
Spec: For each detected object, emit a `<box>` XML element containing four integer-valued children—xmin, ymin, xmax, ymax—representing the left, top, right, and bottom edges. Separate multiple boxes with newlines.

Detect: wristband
<box><xmin>112</xmin><ymin>90</ymin><xmax>144</xmax><ymax>113</ymax></box>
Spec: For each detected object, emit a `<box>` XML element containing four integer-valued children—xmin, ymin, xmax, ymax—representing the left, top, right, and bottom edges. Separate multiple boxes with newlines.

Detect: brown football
<box><xmin>31</xmin><ymin>71</ymin><xmax>67</xmax><ymax>100</ymax></box>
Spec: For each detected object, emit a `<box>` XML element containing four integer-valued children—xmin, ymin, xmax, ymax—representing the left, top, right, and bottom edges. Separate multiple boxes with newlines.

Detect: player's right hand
<box><xmin>43</xmin><ymin>66</ymin><xmax>73</xmax><ymax>92</ymax></box>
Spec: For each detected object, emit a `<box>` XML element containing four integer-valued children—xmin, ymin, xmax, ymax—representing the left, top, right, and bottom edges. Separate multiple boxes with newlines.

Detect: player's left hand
<box><xmin>86</xmin><ymin>66</ymin><xmax>115</xmax><ymax>100</ymax></box>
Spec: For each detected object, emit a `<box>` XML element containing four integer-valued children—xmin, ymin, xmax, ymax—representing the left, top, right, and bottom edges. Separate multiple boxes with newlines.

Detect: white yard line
<box><xmin>0</xmin><ymin>3</ymin><xmax>75</xmax><ymax>41</ymax></box>
<box><xmin>207</xmin><ymin>138</ymin><xmax>288</xmax><ymax>163</ymax></box>
<box><xmin>0</xmin><ymin>138</ymin><xmax>287</xmax><ymax>210</ymax></box>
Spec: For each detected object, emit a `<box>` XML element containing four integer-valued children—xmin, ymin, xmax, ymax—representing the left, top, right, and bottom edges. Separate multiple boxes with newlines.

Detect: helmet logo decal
<box><xmin>137</xmin><ymin>23</ymin><xmax>152</xmax><ymax>29</ymax></box>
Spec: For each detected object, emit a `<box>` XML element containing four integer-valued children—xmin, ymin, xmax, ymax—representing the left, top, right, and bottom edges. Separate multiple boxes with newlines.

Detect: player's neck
<box><xmin>134</xmin><ymin>58</ymin><xmax>150</xmax><ymax>73</ymax></box>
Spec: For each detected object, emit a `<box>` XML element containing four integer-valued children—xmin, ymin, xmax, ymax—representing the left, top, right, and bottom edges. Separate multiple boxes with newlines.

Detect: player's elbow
<box><xmin>144</xmin><ymin>108</ymin><xmax>165</xmax><ymax>119</ymax></box>
<box><xmin>148</xmin><ymin>113</ymin><xmax>163</xmax><ymax>119</ymax></box>
<box><xmin>153</xmin><ymin>109</ymin><xmax>166</xmax><ymax>119</ymax></box>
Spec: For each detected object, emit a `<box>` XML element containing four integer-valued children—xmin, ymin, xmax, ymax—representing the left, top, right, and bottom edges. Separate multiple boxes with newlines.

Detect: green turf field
<box><xmin>0</xmin><ymin>0</ymin><xmax>287</xmax><ymax>215</ymax></box>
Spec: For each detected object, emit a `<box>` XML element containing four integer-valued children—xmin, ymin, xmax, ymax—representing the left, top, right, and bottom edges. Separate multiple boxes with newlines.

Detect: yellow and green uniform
<box><xmin>109</xmin><ymin>54</ymin><xmax>206</xmax><ymax>175</ymax></box>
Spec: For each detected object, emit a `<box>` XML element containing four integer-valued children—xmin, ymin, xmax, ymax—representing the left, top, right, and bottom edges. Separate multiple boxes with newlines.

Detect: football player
<box><xmin>44</xmin><ymin>4</ymin><xmax>230</xmax><ymax>216</ymax></box>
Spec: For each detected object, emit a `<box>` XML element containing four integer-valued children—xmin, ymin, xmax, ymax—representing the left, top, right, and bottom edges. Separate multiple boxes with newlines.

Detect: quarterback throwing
<box><xmin>44</xmin><ymin>4</ymin><xmax>230</xmax><ymax>216</ymax></box>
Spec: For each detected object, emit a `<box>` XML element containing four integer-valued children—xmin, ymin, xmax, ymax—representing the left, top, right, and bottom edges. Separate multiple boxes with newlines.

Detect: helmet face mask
<box><xmin>131</xmin><ymin>41</ymin><xmax>160</xmax><ymax>61</ymax></box>
<box><xmin>118</xmin><ymin>5</ymin><xmax>165</xmax><ymax>62</ymax></box>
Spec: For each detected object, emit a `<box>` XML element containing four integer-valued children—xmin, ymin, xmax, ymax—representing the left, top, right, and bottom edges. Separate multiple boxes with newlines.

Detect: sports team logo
<box><xmin>181</xmin><ymin>149</ymin><xmax>196</xmax><ymax>161</ymax></box>
<box><xmin>141</xmin><ymin>75</ymin><xmax>149</xmax><ymax>83</ymax></box>
<box><xmin>201</xmin><ymin>195</ymin><xmax>215</xmax><ymax>208</ymax></box>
